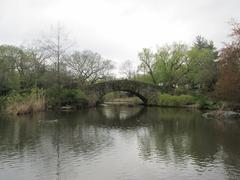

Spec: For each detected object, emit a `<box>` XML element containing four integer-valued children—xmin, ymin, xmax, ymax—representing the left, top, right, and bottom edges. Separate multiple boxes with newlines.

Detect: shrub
<box><xmin>0</xmin><ymin>96</ymin><xmax>7</xmax><ymax>110</ymax></box>
<box><xmin>157</xmin><ymin>93</ymin><xmax>196</xmax><ymax>107</ymax></box>
<box><xmin>175</xmin><ymin>86</ymin><xmax>189</xmax><ymax>95</ymax></box>
<box><xmin>195</xmin><ymin>95</ymin><xmax>222</xmax><ymax>110</ymax></box>
<box><xmin>46</xmin><ymin>87</ymin><xmax>88</xmax><ymax>107</ymax></box>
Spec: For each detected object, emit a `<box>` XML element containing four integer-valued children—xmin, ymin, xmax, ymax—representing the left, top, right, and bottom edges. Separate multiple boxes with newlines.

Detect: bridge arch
<box><xmin>84</xmin><ymin>80</ymin><xmax>161</xmax><ymax>106</ymax></box>
<box><xmin>99</xmin><ymin>89</ymin><xmax>148</xmax><ymax>105</ymax></box>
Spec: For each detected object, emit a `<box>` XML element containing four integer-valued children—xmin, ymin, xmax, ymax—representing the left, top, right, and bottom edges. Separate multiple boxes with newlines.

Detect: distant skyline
<box><xmin>0</xmin><ymin>0</ymin><xmax>239</xmax><ymax>70</ymax></box>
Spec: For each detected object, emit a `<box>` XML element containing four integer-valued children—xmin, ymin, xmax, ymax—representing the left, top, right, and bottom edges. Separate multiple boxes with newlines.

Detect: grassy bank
<box><xmin>0</xmin><ymin>87</ymin><xmax>223</xmax><ymax>116</ymax></box>
<box><xmin>156</xmin><ymin>94</ymin><xmax>196</xmax><ymax>107</ymax></box>
<box><xmin>156</xmin><ymin>93</ymin><xmax>221</xmax><ymax>109</ymax></box>
<box><xmin>101</xmin><ymin>91</ymin><xmax>220</xmax><ymax>109</ymax></box>
<box><xmin>1</xmin><ymin>87</ymin><xmax>89</xmax><ymax>115</ymax></box>
<box><xmin>5</xmin><ymin>88</ymin><xmax>45</xmax><ymax>115</ymax></box>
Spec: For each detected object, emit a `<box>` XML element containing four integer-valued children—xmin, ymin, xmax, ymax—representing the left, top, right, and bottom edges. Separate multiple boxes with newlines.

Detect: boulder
<box><xmin>203</xmin><ymin>110</ymin><xmax>240</xmax><ymax>119</ymax></box>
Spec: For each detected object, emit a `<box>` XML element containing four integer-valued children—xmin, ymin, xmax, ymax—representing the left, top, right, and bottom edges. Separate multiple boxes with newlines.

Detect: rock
<box><xmin>223</xmin><ymin>111</ymin><xmax>240</xmax><ymax>118</ymax></box>
<box><xmin>203</xmin><ymin>110</ymin><xmax>240</xmax><ymax>119</ymax></box>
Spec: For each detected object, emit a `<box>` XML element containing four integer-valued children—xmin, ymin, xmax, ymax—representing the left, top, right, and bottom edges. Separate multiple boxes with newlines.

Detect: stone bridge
<box><xmin>84</xmin><ymin>80</ymin><xmax>162</xmax><ymax>106</ymax></box>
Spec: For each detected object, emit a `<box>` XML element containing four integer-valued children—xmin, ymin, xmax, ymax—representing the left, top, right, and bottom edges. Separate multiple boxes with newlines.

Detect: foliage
<box><xmin>133</xmin><ymin>73</ymin><xmax>155</xmax><ymax>84</ymax></box>
<box><xmin>194</xmin><ymin>95</ymin><xmax>223</xmax><ymax>110</ymax></box>
<box><xmin>137</xmin><ymin>39</ymin><xmax>218</xmax><ymax>94</ymax></box>
<box><xmin>0</xmin><ymin>26</ymin><xmax>115</xmax><ymax>112</ymax></box>
<box><xmin>0</xmin><ymin>45</ymin><xmax>49</xmax><ymax>95</ymax></box>
<box><xmin>156</xmin><ymin>93</ymin><xmax>221</xmax><ymax>109</ymax></box>
<box><xmin>154</xmin><ymin>43</ymin><xmax>189</xmax><ymax>90</ymax></box>
<box><xmin>1</xmin><ymin>22</ymin><xmax>240</xmax><ymax>112</ymax></box>
<box><xmin>187</xmin><ymin>46</ymin><xmax>217</xmax><ymax>92</ymax></box>
<box><xmin>46</xmin><ymin>87</ymin><xmax>87</xmax><ymax>107</ymax></box>
<box><xmin>193</xmin><ymin>35</ymin><xmax>216</xmax><ymax>50</ymax></box>
<box><xmin>157</xmin><ymin>93</ymin><xmax>196</xmax><ymax>107</ymax></box>
<box><xmin>5</xmin><ymin>88</ymin><xmax>45</xmax><ymax>115</ymax></box>
<box><xmin>103</xmin><ymin>92</ymin><xmax>135</xmax><ymax>101</ymax></box>
<box><xmin>35</xmin><ymin>24</ymin><xmax>73</xmax><ymax>91</ymax></box>
<box><xmin>138</xmin><ymin>48</ymin><xmax>157</xmax><ymax>84</ymax></box>
<box><xmin>0</xmin><ymin>96</ymin><xmax>7</xmax><ymax>110</ymax></box>
<box><xmin>103</xmin><ymin>92</ymin><xmax>123</xmax><ymax>101</ymax></box>
<box><xmin>102</xmin><ymin>92</ymin><xmax>142</xmax><ymax>105</ymax></box>
<box><xmin>0</xmin><ymin>45</ymin><xmax>21</xmax><ymax>95</ymax></box>
<box><xmin>215</xmin><ymin>22</ymin><xmax>240</xmax><ymax>102</ymax></box>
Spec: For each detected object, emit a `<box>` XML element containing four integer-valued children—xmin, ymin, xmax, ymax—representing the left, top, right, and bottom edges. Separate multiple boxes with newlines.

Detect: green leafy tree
<box><xmin>193</xmin><ymin>35</ymin><xmax>216</xmax><ymax>50</ymax></box>
<box><xmin>186</xmin><ymin>36</ymin><xmax>218</xmax><ymax>92</ymax></box>
<box><xmin>154</xmin><ymin>43</ymin><xmax>189</xmax><ymax>90</ymax></box>
<box><xmin>0</xmin><ymin>45</ymin><xmax>21</xmax><ymax>94</ymax></box>
<box><xmin>22</xmin><ymin>47</ymin><xmax>49</xmax><ymax>88</ymax></box>
<box><xmin>138</xmin><ymin>48</ymin><xmax>157</xmax><ymax>84</ymax></box>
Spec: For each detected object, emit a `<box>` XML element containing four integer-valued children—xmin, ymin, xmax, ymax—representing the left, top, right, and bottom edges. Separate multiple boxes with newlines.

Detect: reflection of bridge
<box><xmin>99</xmin><ymin>106</ymin><xmax>147</xmax><ymax>122</ymax></box>
<box><xmin>84</xmin><ymin>80</ymin><xmax>162</xmax><ymax>106</ymax></box>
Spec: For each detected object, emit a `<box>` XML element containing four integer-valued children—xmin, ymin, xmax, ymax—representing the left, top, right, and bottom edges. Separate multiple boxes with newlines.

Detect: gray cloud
<box><xmin>0</xmin><ymin>0</ymin><xmax>239</xmax><ymax>69</ymax></box>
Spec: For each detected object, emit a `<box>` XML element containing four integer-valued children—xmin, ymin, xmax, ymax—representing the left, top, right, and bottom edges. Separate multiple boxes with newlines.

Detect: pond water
<box><xmin>0</xmin><ymin>106</ymin><xmax>240</xmax><ymax>180</ymax></box>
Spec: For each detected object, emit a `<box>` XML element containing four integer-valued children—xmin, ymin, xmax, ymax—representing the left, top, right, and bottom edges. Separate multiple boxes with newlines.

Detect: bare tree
<box><xmin>65</xmin><ymin>50</ymin><xmax>114</xmax><ymax>85</ymax></box>
<box><xmin>119</xmin><ymin>60</ymin><xmax>135</xmax><ymax>79</ymax></box>
<box><xmin>35</xmin><ymin>24</ymin><xmax>73</xmax><ymax>89</ymax></box>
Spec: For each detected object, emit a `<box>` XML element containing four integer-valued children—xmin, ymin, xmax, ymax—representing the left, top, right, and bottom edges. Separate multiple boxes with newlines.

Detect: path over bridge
<box><xmin>84</xmin><ymin>80</ymin><xmax>162</xmax><ymax>106</ymax></box>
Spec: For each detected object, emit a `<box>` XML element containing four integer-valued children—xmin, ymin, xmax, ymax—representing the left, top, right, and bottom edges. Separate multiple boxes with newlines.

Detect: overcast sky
<box><xmin>0</xmin><ymin>0</ymin><xmax>239</xmax><ymax>69</ymax></box>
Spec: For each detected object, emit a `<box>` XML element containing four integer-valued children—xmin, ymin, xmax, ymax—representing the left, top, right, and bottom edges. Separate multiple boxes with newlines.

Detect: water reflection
<box><xmin>135</xmin><ymin>108</ymin><xmax>240</xmax><ymax>179</ymax></box>
<box><xmin>0</xmin><ymin>107</ymin><xmax>240</xmax><ymax>180</ymax></box>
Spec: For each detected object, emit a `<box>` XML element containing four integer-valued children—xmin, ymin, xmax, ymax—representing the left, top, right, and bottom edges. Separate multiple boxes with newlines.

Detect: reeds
<box><xmin>6</xmin><ymin>88</ymin><xmax>46</xmax><ymax>115</ymax></box>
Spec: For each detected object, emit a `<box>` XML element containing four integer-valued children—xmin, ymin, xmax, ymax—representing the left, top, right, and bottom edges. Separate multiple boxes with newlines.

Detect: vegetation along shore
<box><xmin>0</xmin><ymin>22</ymin><xmax>240</xmax><ymax>116</ymax></box>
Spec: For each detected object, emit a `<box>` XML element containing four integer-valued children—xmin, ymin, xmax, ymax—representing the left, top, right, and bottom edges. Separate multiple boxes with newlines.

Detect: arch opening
<box><xmin>97</xmin><ymin>90</ymin><xmax>147</xmax><ymax>106</ymax></box>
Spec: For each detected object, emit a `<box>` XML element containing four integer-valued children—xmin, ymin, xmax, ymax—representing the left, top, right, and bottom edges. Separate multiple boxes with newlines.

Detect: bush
<box><xmin>175</xmin><ymin>86</ymin><xmax>189</xmax><ymax>95</ymax></box>
<box><xmin>157</xmin><ymin>93</ymin><xmax>196</xmax><ymax>107</ymax></box>
<box><xmin>0</xmin><ymin>96</ymin><xmax>7</xmax><ymax>110</ymax></box>
<box><xmin>195</xmin><ymin>95</ymin><xmax>222</xmax><ymax>110</ymax></box>
<box><xmin>46</xmin><ymin>87</ymin><xmax>88</xmax><ymax>107</ymax></box>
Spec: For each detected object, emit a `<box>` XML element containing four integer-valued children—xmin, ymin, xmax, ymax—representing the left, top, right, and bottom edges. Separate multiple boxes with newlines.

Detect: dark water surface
<box><xmin>0</xmin><ymin>106</ymin><xmax>240</xmax><ymax>180</ymax></box>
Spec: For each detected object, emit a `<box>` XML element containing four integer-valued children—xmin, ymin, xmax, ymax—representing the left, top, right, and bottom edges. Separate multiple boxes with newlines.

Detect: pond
<box><xmin>0</xmin><ymin>106</ymin><xmax>240</xmax><ymax>180</ymax></box>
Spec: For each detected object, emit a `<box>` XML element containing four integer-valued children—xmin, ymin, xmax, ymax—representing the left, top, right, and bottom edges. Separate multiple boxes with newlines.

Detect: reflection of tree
<box><xmin>0</xmin><ymin>111</ymin><xmax>114</xmax><ymax>178</ymax></box>
<box><xmin>38</xmin><ymin>111</ymin><xmax>114</xmax><ymax>161</ymax></box>
<box><xmin>0</xmin><ymin>106</ymin><xmax>147</xmax><ymax>169</ymax></box>
<box><xmin>136</xmin><ymin>108</ymin><xmax>240</xmax><ymax>174</ymax></box>
<box><xmin>0</xmin><ymin>113</ymin><xmax>45</xmax><ymax>156</ymax></box>
<box><xmin>1</xmin><ymin>108</ymin><xmax>240</xmax><ymax>179</ymax></box>
<box><xmin>137</xmin><ymin>108</ymin><xmax>206</xmax><ymax>164</ymax></box>
<box><xmin>210</xmin><ymin>119</ymin><xmax>240</xmax><ymax>179</ymax></box>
